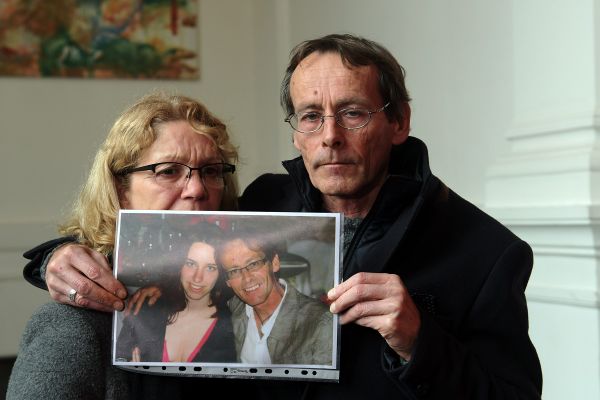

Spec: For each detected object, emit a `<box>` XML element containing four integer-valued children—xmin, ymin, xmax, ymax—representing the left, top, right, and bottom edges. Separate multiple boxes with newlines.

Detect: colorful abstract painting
<box><xmin>0</xmin><ymin>0</ymin><xmax>199</xmax><ymax>79</ymax></box>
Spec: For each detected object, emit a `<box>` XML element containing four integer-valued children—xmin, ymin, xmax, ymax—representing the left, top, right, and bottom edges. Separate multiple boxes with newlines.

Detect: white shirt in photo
<box><xmin>240</xmin><ymin>279</ymin><xmax>288</xmax><ymax>364</ymax></box>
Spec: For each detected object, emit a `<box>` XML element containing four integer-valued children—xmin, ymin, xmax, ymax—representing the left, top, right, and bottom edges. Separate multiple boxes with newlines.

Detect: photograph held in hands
<box><xmin>112</xmin><ymin>209</ymin><xmax>341</xmax><ymax>382</ymax></box>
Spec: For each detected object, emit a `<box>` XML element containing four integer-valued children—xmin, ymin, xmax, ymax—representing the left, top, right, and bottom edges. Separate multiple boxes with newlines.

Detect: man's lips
<box><xmin>316</xmin><ymin>160</ymin><xmax>354</xmax><ymax>168</ymax></box>
<box><xmin>243</xmin><ymin>283</ymin><xmax>260</xmax><ymax>293</ymax></box>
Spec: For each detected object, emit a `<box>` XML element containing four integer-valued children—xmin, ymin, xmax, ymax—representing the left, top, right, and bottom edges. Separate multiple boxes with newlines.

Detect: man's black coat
<box><xmin>235</xmin><ymin>137</ymin><xmax>542</xmax><ymax>399</ymax></box>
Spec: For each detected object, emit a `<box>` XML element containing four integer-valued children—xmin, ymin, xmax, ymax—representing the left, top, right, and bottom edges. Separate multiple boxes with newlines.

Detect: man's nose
<box><xmin>321</xmin><ymin>116</ymin><xmax>344</xmax><ymax>148</ymax></box>
<box><xmin>239</xmin><ymin>266</ymin><xmax>254</xmax><ymax>280</ymax></box>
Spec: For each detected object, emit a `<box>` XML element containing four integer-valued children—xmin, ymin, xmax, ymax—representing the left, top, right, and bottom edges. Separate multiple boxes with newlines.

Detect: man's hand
<box><xmin>123</xmin><ymin>285</ymin><xmax>162</xmax><ymax>317</ymax></box>
<box><xmin>327</xmin><ymin>272</ymin><xmax>420</xmax><ymax>361</ymax></box>
<box><xmin>45</xmin><ymin>243</ymin><xmax>127</xmax><ymax>312</ymax></box>
<box><xmin>132</xmin><ymin>347</ymin><xmax>142</xmax><ymax>362</ymax></box>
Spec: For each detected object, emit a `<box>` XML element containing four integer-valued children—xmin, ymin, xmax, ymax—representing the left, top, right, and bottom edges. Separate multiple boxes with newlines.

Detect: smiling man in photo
<box><xmin>217</xmin><ymin>224</ymin><xmax>333</xmax><ymax>366</ymax></box>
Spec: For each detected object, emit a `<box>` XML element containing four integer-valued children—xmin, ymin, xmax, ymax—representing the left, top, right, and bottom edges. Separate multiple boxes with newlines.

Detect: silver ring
<box><xmin>68</xmin><ymin>288</ymin><xmax>77</xmax><ymax>303</ymax></box>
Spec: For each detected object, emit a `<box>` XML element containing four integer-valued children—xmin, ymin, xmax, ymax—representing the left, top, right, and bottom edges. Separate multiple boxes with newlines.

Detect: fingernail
<box><xmin>327</xmin><ymin>288</ymin><xmax>335</xmax><ymax>298</ymax></box>
<box><xmin>329</xmin><ymin>302</ymin><xmax>336</xmax><ymax>313</ymax></box>
<box><xmin>114</xmin><ymin>301</ymin><xmax>124</xmax><ymax>311</ymax></box>
<box><xmin>117</xmin><ymin>289</ymin><xmax>127</xmax><ymax>299</ymax></box>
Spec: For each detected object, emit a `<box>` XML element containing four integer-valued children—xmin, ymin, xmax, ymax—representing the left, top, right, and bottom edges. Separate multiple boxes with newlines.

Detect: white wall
<box><xmin>0</xmin><ymin>0</ymin><xmax>272</xmax><ymax>356</ymax></box>
<box><xmin>1</xmin><ymin>1</ymin><xmax>596</xmax><ymax>398</ymax></box>
<box><xmin>286</xmin><ymin>1</ymin><xmax>515</xmax><ymax>207</ymax></box>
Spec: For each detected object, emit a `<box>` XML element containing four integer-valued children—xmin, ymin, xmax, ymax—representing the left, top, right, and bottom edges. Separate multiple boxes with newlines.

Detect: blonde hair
<box><xmin>59</xmin><ymin>92</ymin><xmax>239</xmax><ymax>255</ymax></box>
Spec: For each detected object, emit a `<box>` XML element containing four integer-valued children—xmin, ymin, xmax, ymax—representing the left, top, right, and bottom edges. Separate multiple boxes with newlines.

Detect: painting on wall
<box><xmin>0</xmin><ymin>0</ymin><xmax>199</xmax><ymax>79</ymax></box>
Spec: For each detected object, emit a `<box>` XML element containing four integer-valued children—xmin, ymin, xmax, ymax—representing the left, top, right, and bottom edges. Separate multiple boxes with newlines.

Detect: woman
<box><xmin>7</xmin><ymin>92</ymin><xmax>253</xmax><ymax>399</ymax></box>
<box><xmin>116</xmin><ymin>226</ymin><xmax>236</xmax><ymax>363</ymax></box>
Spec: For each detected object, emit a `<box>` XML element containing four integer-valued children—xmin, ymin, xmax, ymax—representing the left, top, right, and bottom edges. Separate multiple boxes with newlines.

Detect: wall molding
<box><xmin>485</xmin><ymin>204</ymin><xmax>600</xmax><ymax>225</ymax></box>
<box><xmin>506</xmin><ymin>109</ymin><xmax>600</xmax><ymax>140</ymax></box>
<box><xmin>531</xmin><ymin>244</ymin><xmax>600</xmax><ymax>258</ymax></box>
<box><xmin>527</xmin><ymin>284</ymin><xmax>599</xmax><ymax>308</ymax></box>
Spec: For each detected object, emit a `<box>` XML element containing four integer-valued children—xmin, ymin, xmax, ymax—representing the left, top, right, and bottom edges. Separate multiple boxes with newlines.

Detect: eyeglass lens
<box><xmin>293</xmin><ymin>109</ymin><xmax>371</xmax><ymax>132</ymax></box>
<box><xmin>226</xmin><ymin>258</ymin><xmax>266</xmax><ymax>279</ymax></box>
<box><xmin>153</xmin><ymin>163</ymin><xmax>229</xmax><ymax>189</ymax></box>
<box><xmin>287</xmin><ymin>103</ymin><xmax>389</xmax><ymax>133</ymax></box>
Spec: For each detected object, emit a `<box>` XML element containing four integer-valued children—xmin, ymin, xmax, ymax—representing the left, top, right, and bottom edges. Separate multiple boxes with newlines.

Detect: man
<box><xmin>216</xmin><ymin>224</ymin><xmax>332</xmax><ymax>365</ymax></box>
<box><xmin>22</xmin><ymin>34</ymin><xmax>542</xmax><ymax>399</ymax></box>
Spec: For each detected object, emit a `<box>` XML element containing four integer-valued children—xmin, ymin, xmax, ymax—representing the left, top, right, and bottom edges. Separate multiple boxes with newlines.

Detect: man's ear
<box><xmin>271</xmin><ymin>254</ymin><xmax>280</xmax><ymax>273</ymax></box>
<box><xmin>391</xmin><ymin>102</ymin><xmax>411</xmax><ymax>145</ymax></box>
<box><xmin>292</xmin><ymin>132</ymin><xmax>301</xmax><ymax>151</ymax></box>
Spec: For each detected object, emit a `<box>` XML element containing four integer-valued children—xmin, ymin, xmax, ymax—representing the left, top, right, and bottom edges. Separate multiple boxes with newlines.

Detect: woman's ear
<box><xmin>117</xmin><ymin>182</ymin><xmax>130</xmax><ymax>209</ymax></box>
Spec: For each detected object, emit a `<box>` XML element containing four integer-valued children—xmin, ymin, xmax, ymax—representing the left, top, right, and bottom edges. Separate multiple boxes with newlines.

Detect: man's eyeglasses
<box><xmin>285</xmin><ymin>102</ymin><xmax>390</xmax><ymax>134</ymax></box>
<box><xmin>225</xmin><ymin>258</ymin><xmax>267</xmax><ymax>280</ymax></box>
<box><xmin>119</xmin><ymin>162</ymin><xmax>235</xmax><ymax>189</ymax></box>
